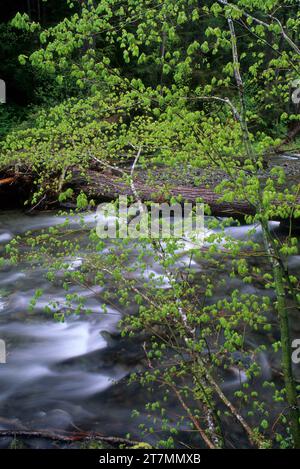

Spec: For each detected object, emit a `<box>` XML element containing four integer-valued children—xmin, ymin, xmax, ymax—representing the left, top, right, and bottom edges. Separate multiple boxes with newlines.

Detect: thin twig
<box><xmin>0</xmin><ymin>430</ymin><xmax>140</xmax><ymax>447</ymax></box>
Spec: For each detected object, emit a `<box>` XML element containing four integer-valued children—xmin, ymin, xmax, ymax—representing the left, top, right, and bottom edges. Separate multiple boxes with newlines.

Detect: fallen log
<box><xmin>70</xmin><ymin>169</ymin><xmax>300</xmax><ymax>221</ymax></box>
<box><xmin>0</xmin><ymin>166</ymin><xmax>299</xmax><ymax>222</ymax></box>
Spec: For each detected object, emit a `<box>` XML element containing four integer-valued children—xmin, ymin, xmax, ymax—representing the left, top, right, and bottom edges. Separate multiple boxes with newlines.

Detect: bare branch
<box><xmin>227</xmin><ymin>16</ymin><xmax>254</xmax><ymax>161</ymax></box>
<box><xmin>0</xmin><ymin>430</ymin><xmax>140</xmax><ymax>447</ymax></box>
<box><xmin>89</xmin><ymin>151</ymin><xmax>125</xmax><ymax>176</ymax></box>
<box><xmin>129</xmin><ymin>145</ymin><xmax>143</xmax><ymax>210</ymax></box>
<box><xmin>218</xmin><ymin>0</ymin><xmax>300</xmax><ymax>56</ymax></box>
<box><xmin>268</xmin><ymin>14</ymin><xmax>300</xmax><ymax>56</ymax></box>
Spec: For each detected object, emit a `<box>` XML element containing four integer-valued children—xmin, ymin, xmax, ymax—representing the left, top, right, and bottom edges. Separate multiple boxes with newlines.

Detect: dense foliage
<box><xmin>0</xmin><ymin>0</ymin><xmax>300</xmax><ymax>449</ymax></box>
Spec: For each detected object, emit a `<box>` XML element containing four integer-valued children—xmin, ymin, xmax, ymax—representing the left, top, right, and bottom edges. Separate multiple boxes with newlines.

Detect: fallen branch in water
<box><xmin>0</xmin><ymin>430</ymin><xmax>140</xmax><ymax>447</ymax></box>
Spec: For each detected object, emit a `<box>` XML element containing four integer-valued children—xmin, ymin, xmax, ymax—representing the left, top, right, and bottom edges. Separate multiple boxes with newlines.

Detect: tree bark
<box><xmin>69</xmin><ymin>168</ymin><xmax>299</xmax><ymax>221</ymax></box>
<box><xmin>261</xmin><ymin>219</ymin><xmax>300</xmax><ymax>448</ymax></box>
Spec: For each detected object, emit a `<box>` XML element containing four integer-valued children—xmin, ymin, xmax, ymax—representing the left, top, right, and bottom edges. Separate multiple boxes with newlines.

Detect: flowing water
<box><xmin>0</xmin><ymin>205</ymin><xmax>299</xmax><ymax>448</ymax></box>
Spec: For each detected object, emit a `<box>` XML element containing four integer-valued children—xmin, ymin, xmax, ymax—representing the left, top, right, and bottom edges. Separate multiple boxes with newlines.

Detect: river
<box><xmin>0</xmin><ymin>208</ymin><xmax>299</xmax><ymax>448</ymax></box>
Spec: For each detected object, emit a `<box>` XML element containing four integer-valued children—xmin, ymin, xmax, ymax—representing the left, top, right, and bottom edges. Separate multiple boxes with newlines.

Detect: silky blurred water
<box><xmin>0</xmin><ymin>208</ymin><xmax>298</xmax><ymax>448</ymax></box>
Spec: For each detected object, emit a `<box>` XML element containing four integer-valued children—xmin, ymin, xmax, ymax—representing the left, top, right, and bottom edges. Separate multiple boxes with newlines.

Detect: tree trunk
<box><xmin>261</xmin><ymin>219</ymin><xmax>300</xmax><ymax>448</ymax></box>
